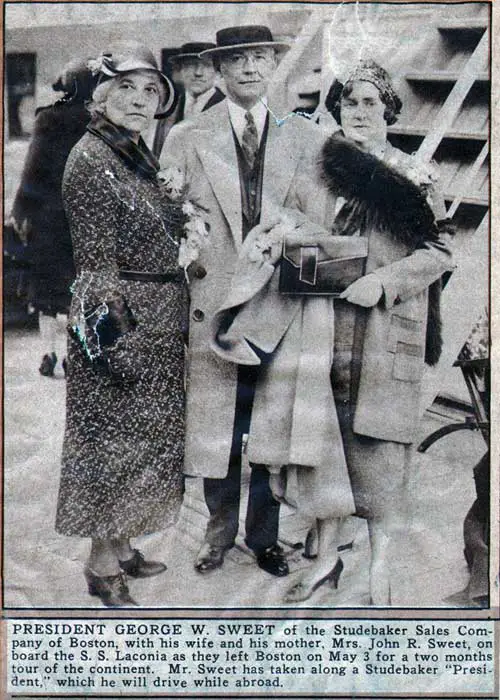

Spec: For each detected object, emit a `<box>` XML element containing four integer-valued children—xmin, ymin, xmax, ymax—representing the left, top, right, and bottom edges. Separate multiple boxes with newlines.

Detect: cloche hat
<box><xmin>200</xmin><ymin>25</ymin><xmax>289</xmax><ymax>57</ymax></box>
<box><xmin>87</xmin><ymin>41</ymin><xmax>175</xmax><ymax>118</ymax></box>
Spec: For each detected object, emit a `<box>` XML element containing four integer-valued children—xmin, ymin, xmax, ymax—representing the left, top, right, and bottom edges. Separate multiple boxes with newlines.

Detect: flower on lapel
<box><xmin>87</xmin><ymin>55</ymin><xmax>115</xmax><ymax>77</ymax></box>
<box><xmin>157</xmin><ymin>167</ymin><xmax>210</xmax><ymax>274</ymax></box>
<box><xmin>157</xmin><ymin>166</ymin><xmax>185</xmax><ymax>200</ymax></box>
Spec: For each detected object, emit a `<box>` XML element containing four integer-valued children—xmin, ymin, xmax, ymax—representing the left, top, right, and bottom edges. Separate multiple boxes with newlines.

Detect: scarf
<box><xmin>87</xmin><ymin>113</ymin><xmax>159</xmax><ymax>180</ymax></box>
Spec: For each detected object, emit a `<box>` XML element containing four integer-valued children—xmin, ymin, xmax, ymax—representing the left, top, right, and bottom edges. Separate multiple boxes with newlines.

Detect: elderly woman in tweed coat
<box><xmin>56</xmin><ymin>42</ymin><xmax>190</xmax><ymax>608</ymax></box>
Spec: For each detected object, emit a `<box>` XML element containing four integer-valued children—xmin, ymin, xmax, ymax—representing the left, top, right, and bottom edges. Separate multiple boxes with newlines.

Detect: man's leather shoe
<box><xmin>119</xmin><ymin>549</ymin><xmax>167</xmax><ymax>578</ymax></box>
<box><xmin>254</xmin><ymin>544</ymin><xmax>289</xmax><ymax>577</ymax></box>
<box><xmin>84</xmin><ymin>567</ymin><xmax>138</xmax><ymax>607</ymax></box>
<box><xmin>195</xmin><ymin>542</ymin><xmax>229</xmax><ymax>573</ymax></box>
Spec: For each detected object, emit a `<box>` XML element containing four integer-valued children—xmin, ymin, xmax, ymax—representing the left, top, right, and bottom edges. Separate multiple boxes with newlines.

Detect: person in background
<box><xmin>151</xmin><ymin>42</ymin><xmax>224</xmax><ymax>157</ymax></box>
<box><xmin>171</xmin><ymin>42</ymin><xmax>225</xmax><ymax>121</ymax></box>
<box><xmin>56</xmin><ymin>42</ymin><xmax>192</xmax><ymax>607</ymax></box>
<box><xmin>10</xmin><ymin>59</ymin><xmax>95</xmax><ymax>377</ymax></box>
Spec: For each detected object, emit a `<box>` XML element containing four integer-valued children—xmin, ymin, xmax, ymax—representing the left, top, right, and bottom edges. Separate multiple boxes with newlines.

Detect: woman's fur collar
<box><xmin>321</xmin><ymin>132</ymin><xmax>445</xmax><ymax>367</ymax></box>
<box><xmin>321</xmin><ymin>132</ymin><xmax>439</xmax><ymax>248</ymax></box>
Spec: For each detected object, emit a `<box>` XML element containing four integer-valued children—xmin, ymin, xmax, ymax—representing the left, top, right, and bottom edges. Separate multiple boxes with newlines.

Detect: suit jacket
<box><xmin>161</xmin><ymin>99</ymin><xmax>328</xmax><ymax>477</ymax></box>
<box><xmin>151</xmin><ymin>87</ymin><xmax>225</xmax><ymax>158</ymax></box>
<box><xmin>175</xmin><ymin>86</ymin><xmax>226</xmax><ymax>123</ymax></box>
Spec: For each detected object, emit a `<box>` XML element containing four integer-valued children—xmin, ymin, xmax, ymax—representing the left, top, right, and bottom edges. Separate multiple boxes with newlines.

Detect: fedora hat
<box><xmin>169</xmin><ymin>42</ymin><xmax>217</xmax><ymax>64</ymax></box>
<box><xmin>200</xmin><ymin>25</ymin><xmax>289</xmax><ymax>57</ymax></box>
<box><xmin>88</xmin><ymin>41</ymin><xmax>175</xmax><ymax>118</ymax></box>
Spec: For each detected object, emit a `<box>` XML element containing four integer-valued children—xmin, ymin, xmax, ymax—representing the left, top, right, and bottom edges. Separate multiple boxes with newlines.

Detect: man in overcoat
<box><xmin>161</xmin><ymin>25</ymin><xmax>328</xmax><ymax>577</ymax></box>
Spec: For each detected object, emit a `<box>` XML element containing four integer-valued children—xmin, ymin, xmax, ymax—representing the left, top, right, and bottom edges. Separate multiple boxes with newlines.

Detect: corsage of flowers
<box><xmin>388</xmin><ymin>152</ymin><xmax>440</xmax><ymax>208</ymax></box>
<box><xmin>157</xmin><ymin>166</ymin><xmax>210</xmax><ymax>277</ymax></box>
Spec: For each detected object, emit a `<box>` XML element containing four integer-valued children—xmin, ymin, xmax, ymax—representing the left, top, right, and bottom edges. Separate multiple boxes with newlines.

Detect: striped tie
<box><xmin>241</xmin><ymin>111</ymin><xmax>259</xmax><ymax>169</ymax></box>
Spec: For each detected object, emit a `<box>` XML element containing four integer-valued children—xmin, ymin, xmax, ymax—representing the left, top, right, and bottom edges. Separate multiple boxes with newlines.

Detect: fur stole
<box><xmin>321</xmin><ymin>133</ymin><xmax>446</xmax><ymax>366</ymax></box>
<box><xmin>321</xmin><ymin>132</ymin><xmax>439</xmax><ymax>248</ymax></box>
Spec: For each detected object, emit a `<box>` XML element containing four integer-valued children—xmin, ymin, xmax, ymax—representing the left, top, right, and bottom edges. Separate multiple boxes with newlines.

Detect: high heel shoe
<box><xmin>84</xmin><ymin>567</ymin><xmax>138</xmax><ymax>607</ymax></box>
<box><xmin>284</xmin><ymin>557</ymin><xmax>344</xmax><ymax>603</ymax></box>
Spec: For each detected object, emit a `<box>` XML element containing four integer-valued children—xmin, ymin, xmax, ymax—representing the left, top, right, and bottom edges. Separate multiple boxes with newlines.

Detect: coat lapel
<box><xmin>261</xmin><ymin>110</ymin><xmax>304</xmax><ymax>220</ymax></box>
<box><xmin>193</xmin><ymin>104</ymin><xmax>243</xmax><ymax>250</ymax></box>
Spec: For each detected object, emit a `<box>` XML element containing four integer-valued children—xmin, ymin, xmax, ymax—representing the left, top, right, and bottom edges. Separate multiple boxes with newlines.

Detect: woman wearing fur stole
<box><xmin>211</xmin><ymin>60</ymin><xmax>454</xmax><ymax>605</ymax></box>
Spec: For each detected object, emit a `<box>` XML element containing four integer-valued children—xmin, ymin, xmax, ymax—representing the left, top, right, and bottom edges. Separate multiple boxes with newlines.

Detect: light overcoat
<box><xmin>210</xmin><ymin>142</ymin><xmax>455</xmax><ymax>454</ymax></box>
<box><xmin>161</xmin><ymin>100</ymin><xmax>328</xmax><ymax>478</ymax></box>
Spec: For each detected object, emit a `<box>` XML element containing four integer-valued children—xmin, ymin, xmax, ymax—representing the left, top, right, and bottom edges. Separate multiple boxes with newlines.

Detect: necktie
<box><xmin>241</xmin><ymin>111</ymin><xmax>259</xmax><ymax>169</ymax></box>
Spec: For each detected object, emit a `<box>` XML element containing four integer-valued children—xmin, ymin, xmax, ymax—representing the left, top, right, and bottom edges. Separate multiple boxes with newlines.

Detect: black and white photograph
<box><xmin>3</xmin><ymin>0</ymin><xmax>494</xmax><ymax>617</ymax></box>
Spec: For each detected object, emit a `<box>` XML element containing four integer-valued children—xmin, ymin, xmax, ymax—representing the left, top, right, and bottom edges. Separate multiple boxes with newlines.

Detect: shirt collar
<box><xmin>227</xmin><ymin>97</ymin><xmax>268</xmax><ymax>145</ymax></box>
<box><xmin>184</xmin><ymin>87</ymin><xmax>218</xmax><ymax>118</ymax></box>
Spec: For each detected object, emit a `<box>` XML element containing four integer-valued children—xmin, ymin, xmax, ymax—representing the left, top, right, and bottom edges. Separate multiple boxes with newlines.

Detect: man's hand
<box><xmin>339</xmin><ymin>274</ymin><xmax>383</xmax><ymax>307</ymax></box>
<box><xmin>245</xmin><ymin>216</ymin><xmax>293</xmax><ymax>265</ymax></box>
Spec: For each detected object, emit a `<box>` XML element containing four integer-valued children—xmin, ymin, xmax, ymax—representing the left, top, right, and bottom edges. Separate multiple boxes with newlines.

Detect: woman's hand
<box><xmin>339</xmin><ymin>274</ymin><xmax>383</xmax><ymax>307</ymax></box>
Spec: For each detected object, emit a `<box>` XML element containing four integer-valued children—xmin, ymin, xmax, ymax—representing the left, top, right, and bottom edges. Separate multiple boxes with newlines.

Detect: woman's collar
<box><xmin>87</xmin><ymin>113</ymin><xmax>160</xmax><ymax>179</ymax></box>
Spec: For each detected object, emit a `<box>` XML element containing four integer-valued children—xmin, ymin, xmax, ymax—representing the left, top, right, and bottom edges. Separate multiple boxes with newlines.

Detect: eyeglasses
<box><xmin>222</xmin><ymin>50</ymin><xmax>275</xmax><ymax>69</ymax></box>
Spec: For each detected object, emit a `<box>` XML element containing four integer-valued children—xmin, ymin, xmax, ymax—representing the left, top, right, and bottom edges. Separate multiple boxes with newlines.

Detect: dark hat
<box><xmin>169</xmin><ymin>42</ymin><xmax>217</xmax><ymax>64</ymax></box>
<box><xmin>325</xmin><ymin>60</ymin><xmax>402</xmax><ymax>126</ymax></box>
<box><xmin>52</xmin><ymin>58</ymin><xmax>96</xmax><ymax>100</ymax></box>
<box><xmin>347</xmin><ymin>60</ymin><xmax>402</xmax><ymax>116</ymax></box>
<box><xmin>200</xmin><ymin>25</ymin><xmax>289</xmax><ymax>57</ymax></box>
<box><xmin>88</xmin><ymin>41</ymin><xmax>175</xmax><ymax>117</ymax></box>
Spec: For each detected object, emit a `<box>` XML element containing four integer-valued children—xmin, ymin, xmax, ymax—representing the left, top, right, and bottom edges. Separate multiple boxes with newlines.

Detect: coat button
<box><xmin>192</xmin><ymin>308</ymin><xmax>205</xmax><ymax>322</ymax></box>
<box><xmin>194</xmin><ymin>265</ymin><xmax>207</xmax><ymax>279</ymax></box>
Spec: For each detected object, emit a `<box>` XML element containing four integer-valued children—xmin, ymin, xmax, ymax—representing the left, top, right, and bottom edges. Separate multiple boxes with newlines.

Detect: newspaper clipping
<box><xmin>3</xmin><ymin>1</ymin><xmax>498</xmax><ymax>697</ymax></box>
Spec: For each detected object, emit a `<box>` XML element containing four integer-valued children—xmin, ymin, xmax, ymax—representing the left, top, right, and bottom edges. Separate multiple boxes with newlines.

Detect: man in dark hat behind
<box><xmin>172</xmin><ymin>42</ymin><xmax>225</xmax><ymax>121</ymax></box>
<box><xmin>151</xmin><ymin>43</ymin><xmax>225</xmax><ymax>156</ymax></box>
<box><xmin>161</xmin><ymin>25</ymin><xmax>329</xmax><ymax>580</ymax></box>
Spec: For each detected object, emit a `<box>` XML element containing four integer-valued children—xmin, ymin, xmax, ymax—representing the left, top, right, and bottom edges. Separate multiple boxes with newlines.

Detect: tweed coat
<box><xmin>210</xmin><ymin>138</ymin><xmax>455</xmax><ymax>450</ymax></box>
<box><xmin>161</xmin><ymin>99</ymin><xmax>329</xmax><ymax>478</ymax></box>
<box><xmin>56</xmin><ymin>122</ymin><xmax>187</xmax><ymax>538</ymax></box>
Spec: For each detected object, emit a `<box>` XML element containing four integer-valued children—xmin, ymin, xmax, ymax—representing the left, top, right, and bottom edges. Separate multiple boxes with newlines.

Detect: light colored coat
<box><xmin>210</xmin><ymin>143</ymin><xmax>455</xmax><ymax>450</ymax></box>
<box><xmin>161</xmin><ymin>100</ymin><xmax>328</xmax><ymax>477</ymax></box>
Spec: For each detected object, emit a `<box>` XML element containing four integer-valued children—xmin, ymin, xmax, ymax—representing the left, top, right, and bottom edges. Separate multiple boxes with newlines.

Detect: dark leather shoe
<box><xmin>119</xmin><ymin>549</ymin><xmax>167</xmax><ymax>578</ymax></box>
<box><xmin>84</xmin><ymin>567</ymin><xmax>137</xmax><ymax>607</ymax></box>
<box><xmin>195</xmin><ymin>542</ymin><xmax>230</xmax><ymax>573</ymax></box>
<box><xmin>254</xmin><ymin>544</ymin><xmax>289</xmax><ymax>577</ymax></box>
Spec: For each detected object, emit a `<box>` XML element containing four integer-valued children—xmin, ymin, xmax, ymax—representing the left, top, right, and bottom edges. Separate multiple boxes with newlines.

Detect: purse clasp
<box><xmin>299</xmin><ymin>246</ymin><xmax>319</xmax><ymax>286</ymax></box>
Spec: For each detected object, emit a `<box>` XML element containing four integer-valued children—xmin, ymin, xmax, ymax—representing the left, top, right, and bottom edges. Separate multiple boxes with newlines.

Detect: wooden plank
<box><xmin>416</xmin><ymin>31</ymin><xmax>489</xmax><ymax>163</ymax></box>
<box><xmin>406</xmin><ymin>71</ymin><xmax>489</xmax><ymax>83</ymax></box>
<box><xmin>269</xmin><ymin>9</ymin><xmax>325</xmax><ymax>110</ymax></box>
<box><xmin>446</xmin><ymin>141</ymin><xmax>489</xmax><ymax>218</ymax></box>
<box><xmin>437</xmin><ymin>22</ymin><xmax>488</xmax><ymax>32</ymax></box>
<box><xmin>388</xmin><ymin>127</ymin><xmax>488</xmax><ymax>141</ymax></box>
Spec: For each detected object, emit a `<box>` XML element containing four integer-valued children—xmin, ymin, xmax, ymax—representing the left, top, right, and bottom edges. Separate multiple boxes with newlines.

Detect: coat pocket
<box><xmin>387</xmin><ymin>314</ymin><xmax>424</xmax><ymax>352</ymax></box>
<box><xmin>392</xmin><ymin>340</ymin><xmax>424</xmax><ymax>383</ymax></box>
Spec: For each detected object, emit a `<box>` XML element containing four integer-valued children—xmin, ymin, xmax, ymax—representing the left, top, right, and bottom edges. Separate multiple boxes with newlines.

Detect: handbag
<box><xmin>279</xmin><ymin>235</ymin><xmax>368</xmax><ymax>296</ymax></box>
<box><xmin>68</xmin><ymin>294</ymin><xmax>137</xmax><ymax>378</ymax></box>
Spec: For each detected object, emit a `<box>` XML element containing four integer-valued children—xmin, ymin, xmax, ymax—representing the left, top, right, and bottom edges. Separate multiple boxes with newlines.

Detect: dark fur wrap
<box><xmin>321</xmin><ymin>133</ymin><xmax>446</xmax><ymax>366</ymax></box>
